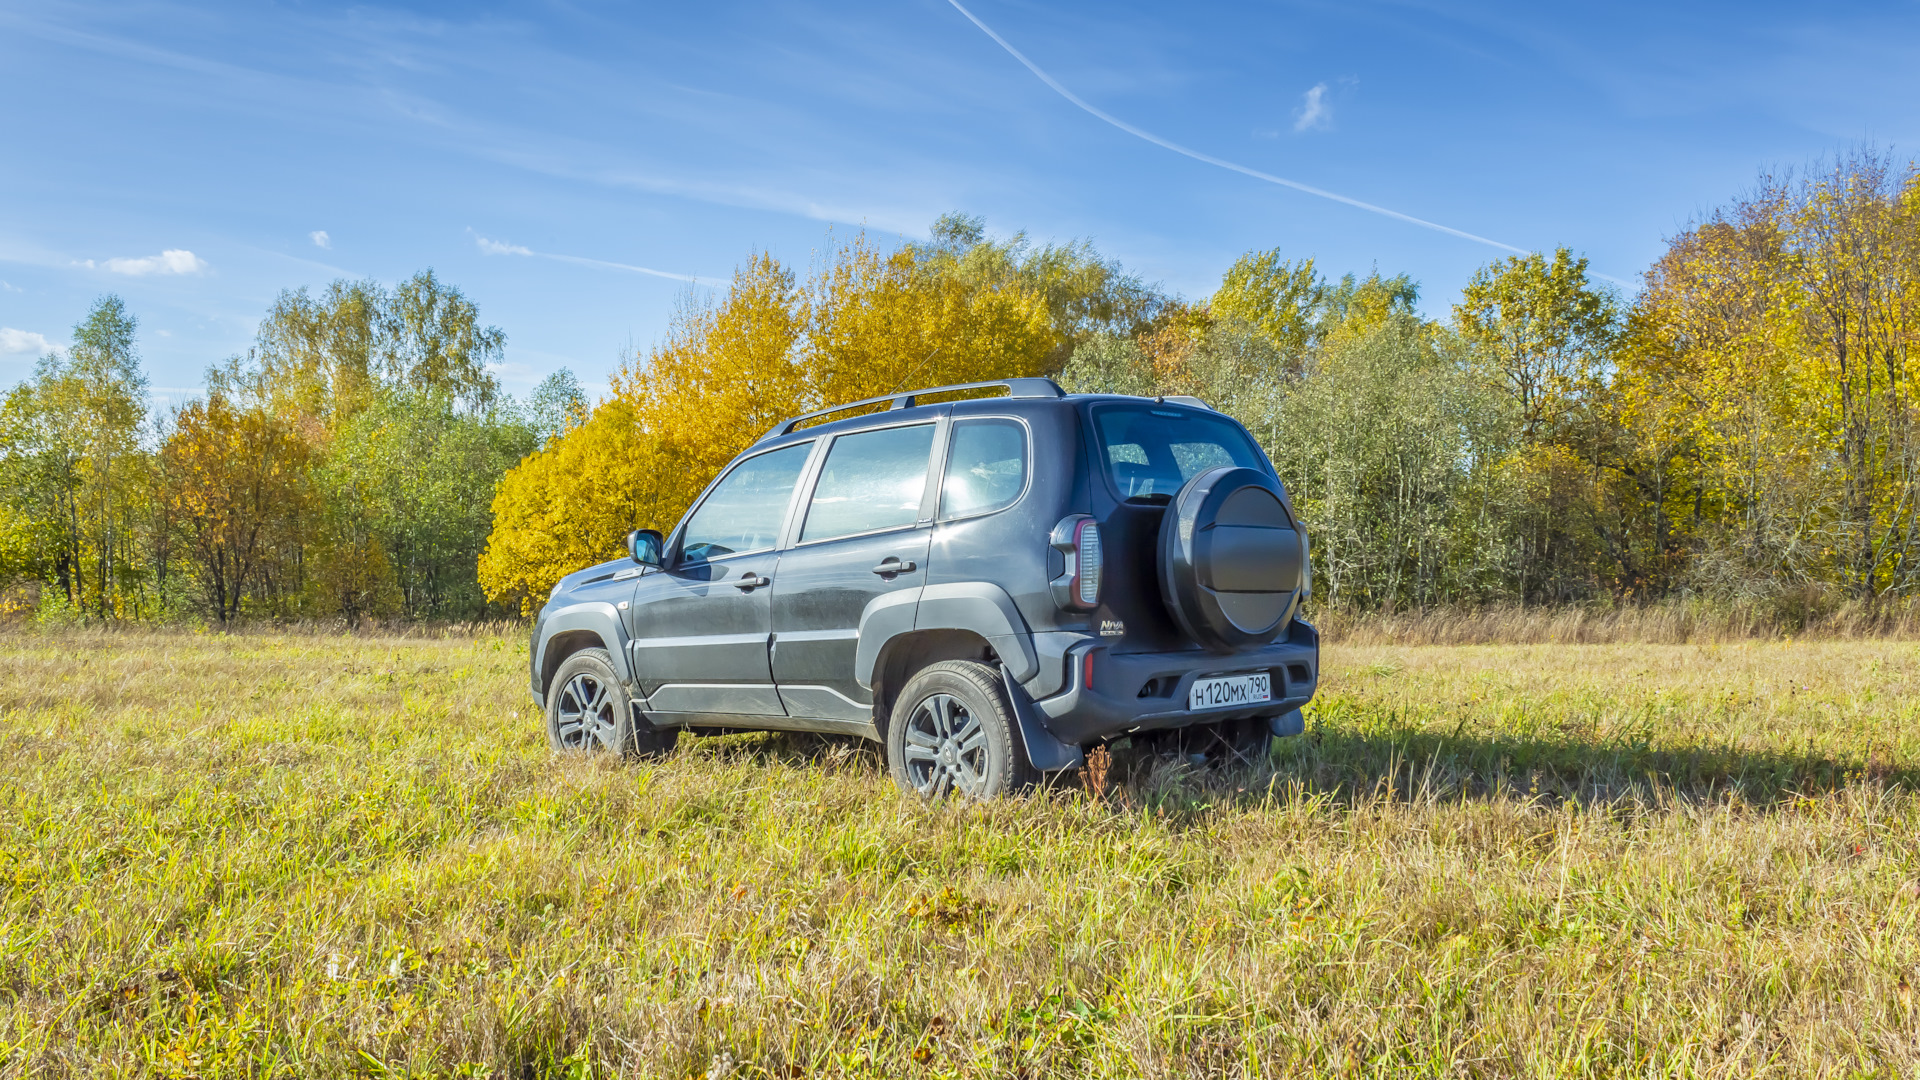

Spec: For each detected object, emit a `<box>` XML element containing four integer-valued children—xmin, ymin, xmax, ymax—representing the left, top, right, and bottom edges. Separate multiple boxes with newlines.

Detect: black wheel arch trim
<box><xmin>854</xmin><ymin>581</ymin><xmax>1040</xmax><ymax>690</ymax></box>
<box><xmin>533</xmin><ymin>602</ymin><xmax>635</xmax><ymax>701</ymax></box>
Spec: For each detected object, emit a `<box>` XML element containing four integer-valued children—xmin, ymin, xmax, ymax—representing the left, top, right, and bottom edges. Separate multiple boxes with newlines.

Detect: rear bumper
<box><xmin>1031</xmin><ymin>620</ymin><xmax>1319</xmax><ymax>746</ymax></box>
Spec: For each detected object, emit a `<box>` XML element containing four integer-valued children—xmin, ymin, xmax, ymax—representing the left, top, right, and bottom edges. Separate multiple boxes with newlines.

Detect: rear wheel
<box><xmin>546</xmin><ymin>647</ymin><xmax>679</xmax><ymax>759</ymax></box>
<box><xmin>887</xmin><ymin>660</ymin><xmax>1035</xmax><ymax>801</ymax></box>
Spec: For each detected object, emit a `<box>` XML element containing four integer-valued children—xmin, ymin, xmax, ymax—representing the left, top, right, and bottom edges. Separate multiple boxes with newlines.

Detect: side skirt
<box><xmin>646</xmin><ymin>710</ymin><xmax>880</xmax><ymax>742</ymax></box>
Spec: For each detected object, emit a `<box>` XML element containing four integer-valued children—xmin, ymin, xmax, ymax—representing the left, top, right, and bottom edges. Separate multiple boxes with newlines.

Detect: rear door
<box><xmin>770</xmin><ymin>419</ymin><xmax>939</xmax><ymax>722</ymax></box>
<box><xmin>627</xmin><ymin>440</ymin><xmax>815</xmax><ymax>720</ymax></box>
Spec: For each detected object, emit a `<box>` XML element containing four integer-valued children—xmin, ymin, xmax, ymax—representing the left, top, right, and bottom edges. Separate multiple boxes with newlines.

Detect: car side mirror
<box><xmin>627</xmin><ymin>528</ymin><xmax>664</xmax><ymax>567</ymax></box>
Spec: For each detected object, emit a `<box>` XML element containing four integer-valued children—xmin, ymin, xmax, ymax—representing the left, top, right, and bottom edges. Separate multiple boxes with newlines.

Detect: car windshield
<box><xmin>1093</xmin><ymin>404</ymin><xmax>1268</xmax><ymax>502</ymax></box>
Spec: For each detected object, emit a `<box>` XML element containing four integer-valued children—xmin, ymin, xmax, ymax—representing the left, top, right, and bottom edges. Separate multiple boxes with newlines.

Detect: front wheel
<box><xmin>887</xmin><ymin>660</ymin><xmax>1036</xmax><ymax>801</ymax></box>
<box><xmin>545</xmin><ymin>647</ymin><xmax>679</xmax><ymax>759</ymax></box>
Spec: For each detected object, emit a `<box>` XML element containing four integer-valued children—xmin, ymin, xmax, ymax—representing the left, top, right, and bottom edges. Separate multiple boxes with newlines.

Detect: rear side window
<box><xmin>940</xmin><ymin>419</ymin><xmax>1028</xmax><ymax>519</ymax></box>
<box><xmin>801</xmin><ymin>423</ymin><xmax>936</xmax><ymax>542</ymax></box>
<box><xmin>1093</xmin><ymin>405</ymin><xmax>1267</xmax><ymax>501</ymax></box>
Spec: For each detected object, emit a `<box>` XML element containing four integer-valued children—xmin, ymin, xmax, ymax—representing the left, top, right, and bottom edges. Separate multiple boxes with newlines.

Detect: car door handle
<box><xmin>733</xmin><ymin>573</ymin><xmax>771</xmax><ymax>591</ymax></box>
<box><xmin>871</xmin><ymin>559</ymin><xmax>917</xmax><ymax>576</ymax></box>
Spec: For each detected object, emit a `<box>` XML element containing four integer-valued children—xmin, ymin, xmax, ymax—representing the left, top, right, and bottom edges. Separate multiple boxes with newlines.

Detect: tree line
<box><xmin>0</xmin><ymin>272</ymin><xmax>582</xmax><ymax>622</ymax></box>
<box><xmin>7</xmin><ymin>149</ymin><xmax>1918</xmax><ymax>624</ymax></box>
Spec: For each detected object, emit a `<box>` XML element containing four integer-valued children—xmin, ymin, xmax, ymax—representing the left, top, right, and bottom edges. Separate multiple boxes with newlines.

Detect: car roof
<box><xmin>747</xmin><ymin>390</ymin><xmax>1229</xmax><ymax>454</ymax></box>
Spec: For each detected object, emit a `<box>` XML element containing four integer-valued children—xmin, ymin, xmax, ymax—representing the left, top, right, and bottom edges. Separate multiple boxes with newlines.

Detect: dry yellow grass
<box><xmin>1317</xmin><ymin>600</ymin><xmax>1920</xmax><ymax>645</ymax></box>
<box><xmin>1</xmin><ymin>628</ymin><xmax>1916</xmax><ymax>1077</ymax></box>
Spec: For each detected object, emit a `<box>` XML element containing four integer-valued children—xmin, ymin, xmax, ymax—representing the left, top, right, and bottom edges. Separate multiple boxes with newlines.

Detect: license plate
<box><xmin>1189</xmin><ymin>672</ymin><xmax>1271</xmax><ymax>712</ymax></box>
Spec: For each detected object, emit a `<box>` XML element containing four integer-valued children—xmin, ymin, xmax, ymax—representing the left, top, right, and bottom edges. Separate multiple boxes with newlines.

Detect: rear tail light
<box><xmin>1076</xmin><ymin>522</ymin><xmax>1102</xmax><ymax>605</ymax></box>
<box><xmin>1049</xmin><ymin>514</ymin><xmax>1103</xmax><ymax>611</ymax></box>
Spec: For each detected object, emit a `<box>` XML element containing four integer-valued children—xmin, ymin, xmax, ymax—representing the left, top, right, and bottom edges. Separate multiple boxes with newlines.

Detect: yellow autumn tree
<box><xmin>160</xmin><ymin>358</ymin><xmax>313</xmax><ymax>622</ymax></box>
<box><xmin>1621</xmin><ymin>151</ymin><xmax>1920</xmax><ymax>600</ymax></box>
<box><xmin>1212</xmin><ymin>248</ymin><xmax>1325</xmax><ymax>359</ymax></box>
<box><xmin>479</xmin><ymin>234</ymin><xmax>1054</xmax><ymax>612</ymax></box>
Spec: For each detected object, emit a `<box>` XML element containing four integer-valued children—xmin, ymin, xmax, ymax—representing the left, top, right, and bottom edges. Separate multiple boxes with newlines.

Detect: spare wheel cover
<box><xmin>1157</xmin><ymin>466</ymin><xmax>1303</xmax><ymax>650</ymax></box>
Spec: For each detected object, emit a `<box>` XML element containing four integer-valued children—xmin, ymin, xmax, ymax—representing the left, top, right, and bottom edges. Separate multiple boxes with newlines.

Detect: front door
<box><xmin>771</xmin><ymin>420</ymin><xmax>939</xmax><ymax>723</ymax></box>
<box><xmin>627</xmin><ymin>440</ymin><xmax>814</xmax><ymax>722</ymax></box>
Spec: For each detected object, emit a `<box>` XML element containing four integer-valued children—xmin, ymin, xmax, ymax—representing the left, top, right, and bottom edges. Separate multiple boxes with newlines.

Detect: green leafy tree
<box><xmin>244</xmin><ymin>270</ymin><xmax>518</xmax><ymax>618</ymax></box>
<box><xmin>1454</xmin><ymin>248</ymin><xmax>1620</xmax><ymax>443</ymax></box>
<box><xmin>0</xmin><ymin>296</ymin><xmax>150</xmax><ymax>618</ymax></box>
<box><xmin>255</xmin><ymin>269</ymin><xmax>504</xmax><ymax>430</ymax></box>
<box><xmin>1450</xmin><ymin>249</ymin><xmax>1625</xmax><ymax>601</ymax></box>
<box><xmin>1264</xmin><ymin>314</ymin><xmax>1516</xmax><ymax>609</ymax></box>
<box><xmin>525</xmin><ymin>369</ymin><xmax>587</xmax><ymax>446</ymax></box>
<box><xmin>320</xmin><ymin>391</ymin><xmax>536</xmax><ymax>618</ymax></box>
<box><xmin>1057</xmin><ymin>333</ymin><xmax>1158</xmax><ymax>398</ymax></box>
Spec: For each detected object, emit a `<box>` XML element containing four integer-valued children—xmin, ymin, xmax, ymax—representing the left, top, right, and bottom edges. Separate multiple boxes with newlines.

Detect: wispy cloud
<box><xmin>471</xmin><ymin>231</ymin><xmax>724</xmax><ymax>286</ymax></box>
<box><xmin>0</xmin><ymin>280</ymin><xmax>20</xmax><ymax>293</ymax></box>
<box><xmin>476</xmin><ymin>235</ymin><xmax>533</xmax><ymax>256</ymax></box>
<box><xmin>1294</xmin><ymin>83</ymin><xmax>1332</xmax><ymax>132</ymax></box>
<box><xmin>309</xmin><ymin>230</ymin><xmax>331</xmax><ymax>249</ymax></box>
<box><xmin>0</xmin><ymin>327</ymin><xmax>57</xmax><ymax>356</ymax></box>
<box><xmin>942</xmin><ymin>0</ymin><xmax>1527</xmax><ymax>255</ymax></box>
<box><xmin>5</xmin><ymin>7</ymin><xmax>941</xmax><ymax>244</ymax></box>
<box><xmin>84</xmin><ymin>249</ymin><xmax>209</xmax><ymax>276</ymax></box>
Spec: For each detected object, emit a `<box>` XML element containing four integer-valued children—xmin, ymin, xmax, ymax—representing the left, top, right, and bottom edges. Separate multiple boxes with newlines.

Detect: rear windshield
<box><xmin>1093</xmin><ymin>404</ymin><xmax>1268</xmax><ymax>502</ymax></box>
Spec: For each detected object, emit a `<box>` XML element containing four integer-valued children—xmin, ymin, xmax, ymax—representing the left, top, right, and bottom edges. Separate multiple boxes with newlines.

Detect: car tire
<box><xmin>887</xmin><ymin>660</ymin><xmax>1036</xmax><ymax>801</ymax></box>
<box><xmin>1143</xmin><ymin>715</ymin><xmax>1272</xmax><ymax>769</ymax></box>
<box><xmin>546</xmin><ymin>647</ymin><xmax>679</xmax><ymax>759</ymax></box>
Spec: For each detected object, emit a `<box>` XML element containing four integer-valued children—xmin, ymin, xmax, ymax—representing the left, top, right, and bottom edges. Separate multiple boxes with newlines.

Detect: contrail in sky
<box><xmin>472</xmin><ymin>232</ymin><xmax>725</xmax><ymax>286</ymax></box>
<box><xmin>943</xmin><ymin>0</ymin><xmax>1530</xmax><ymax>257</ymax></box>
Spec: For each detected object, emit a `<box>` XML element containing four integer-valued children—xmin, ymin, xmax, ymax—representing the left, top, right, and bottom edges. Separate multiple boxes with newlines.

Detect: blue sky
<box><xmin>3</xmin><ymin>0</ymin><xmax>1917</xmax><ymax>408</ymax></box>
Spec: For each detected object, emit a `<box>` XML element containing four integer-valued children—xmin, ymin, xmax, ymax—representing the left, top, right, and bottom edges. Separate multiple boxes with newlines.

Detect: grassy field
<box><xmin>1</xmin><ymin>629</ymin><xmax>1917</xmax><ymax>1078</ymax></box>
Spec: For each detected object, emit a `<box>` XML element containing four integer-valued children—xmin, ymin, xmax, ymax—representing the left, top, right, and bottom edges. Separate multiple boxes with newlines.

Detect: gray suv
<box><xmin>530</xmin><ymin>378</ymin><xmax>1318</xmax><ymax>800</ymax></box>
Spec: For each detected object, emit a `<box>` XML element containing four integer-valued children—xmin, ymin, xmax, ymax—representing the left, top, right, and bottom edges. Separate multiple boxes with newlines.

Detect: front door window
<box><xmin>680</xmin><ymin>442</ymin><xmax>812</xmax><ymax>563</ymax></box>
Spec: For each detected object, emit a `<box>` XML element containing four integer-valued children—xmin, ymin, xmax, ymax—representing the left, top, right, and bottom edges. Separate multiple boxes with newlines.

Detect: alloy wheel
<box><xmin>901</xmin><ymin>692</ymin><xmax>989</xmax><ymax>798</ymax></box>
<box><xmin>554</xmin><ymin>670</ymin><xmax>619</xmax><ymax>751</ymax></box>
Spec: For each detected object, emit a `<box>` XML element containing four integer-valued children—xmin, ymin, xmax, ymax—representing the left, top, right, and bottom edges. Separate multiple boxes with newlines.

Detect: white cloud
<box><xmin>1293</xmin><ymin>83</ymin><xmax>1332</xmax><ymax>132</ymax></box>
<box><xmin>0</xmin><ymin>328</ymin><xmax>56</xmax><ymax>356</ymax></box>
<box><xmin>476</xmin><ymin>235</ymin><xmax>534</xmax><ymax>256</ymax></box>
<box><xmin>88</xmin><ymin>249</ymin><xmax>210</xmax><ymax>276</ymax></box>
<box><xmin>310</xmin><ymin>230</ymin><xmax>332</xmax><ymax>249</ymax></box>
<box><xmin>0</xmin><ymin>280</ymin><xmax>20</xmax><ymax>293</ymax></box>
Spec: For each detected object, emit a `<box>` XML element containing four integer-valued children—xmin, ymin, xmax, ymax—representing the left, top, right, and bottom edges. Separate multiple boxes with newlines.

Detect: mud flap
<box><xmin>1269</xmin><ymin>708</ymin><xmax>1304</xmax><ymax>738</ymax></box>
<box><xmin>1000</xmin><ymin>664</ymin><xmax>1085</xmax><ymax>772</ymax></box>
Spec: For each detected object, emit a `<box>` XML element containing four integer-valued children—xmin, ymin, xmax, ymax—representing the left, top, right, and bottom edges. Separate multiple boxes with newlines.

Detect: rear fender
<box><xmin>853</xmin><ymin>581</ymin><xmax>1039</xmax><ymax>689</ymax></box>
<box><xmin>914</xmin><ymin>582</ymin><xmax>1037</xmax><ymax>682</ymax></box>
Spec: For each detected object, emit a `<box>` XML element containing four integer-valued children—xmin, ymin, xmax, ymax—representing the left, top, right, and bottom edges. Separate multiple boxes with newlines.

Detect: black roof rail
<box><xmin>757</xmin><ymin>377</ymin><xmax>1065</xmax><ymax>442</ymax></box>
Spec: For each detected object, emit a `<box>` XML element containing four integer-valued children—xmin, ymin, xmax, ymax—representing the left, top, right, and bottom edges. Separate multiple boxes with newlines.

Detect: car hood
<box><xmin>548</xmin><ymin>557</ymin><xmax>634</xmax><ymax>602</ymax></box>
